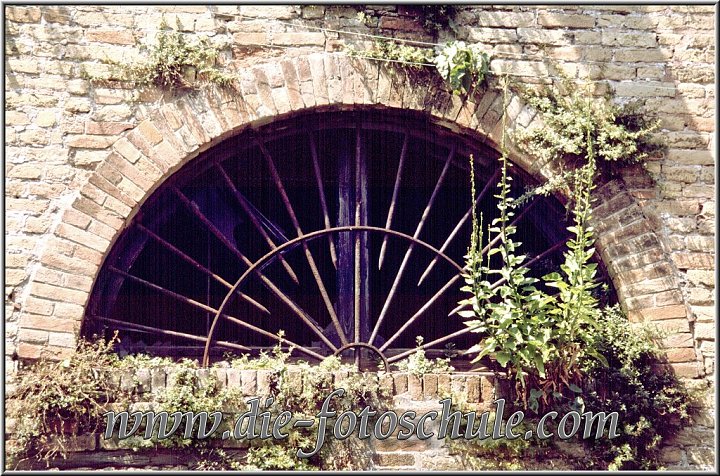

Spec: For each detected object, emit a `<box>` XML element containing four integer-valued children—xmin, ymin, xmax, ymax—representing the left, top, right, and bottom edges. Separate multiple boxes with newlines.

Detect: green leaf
<box><xmin>496</xmin><ymin>351</ymin><xmax>512</xmax><ymax>367</ymax></box>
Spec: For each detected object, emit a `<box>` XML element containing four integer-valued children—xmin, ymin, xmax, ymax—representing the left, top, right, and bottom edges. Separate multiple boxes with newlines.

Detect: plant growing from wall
<box><xmin>346</xmin><ymin>40</ymin><xmax>490</xmax><ymax>97</ymax></box>
<box><xmin>6</xmin><ymin>333</ymin><xmax>131</xmax><ymax>468</ymax></box>
<box><xmin>87</xmin><ymin>18</ymin><xmax>235</xmax><ymax>91</ymax></box>
<box><xmin>460</xmin><ymin>79</ymin><xmax>556</xmax><ymax>402</ymax></box>
<box><xmin>434</xmin><ymin>41</ymin><xmax>490</xmax><ymax>97</ymax></box>
<box><xmin>394</xmin><ymin>336</ymin><xmax>455</xmax><ymax>376</ymax></box>
<box><xmin>459</xmin><ymin>76</ymin><xmax>652</xmax><ymax>410</ymax></box>
<box><xmin>417</xmin><ymin>5</ymin><xmax>458</xmax><ymax>35</ymax></box>
<box><xmin>457</xmin><ymin>74</ymin><xmax>693</xmax><ymax>469</ymax></box>
<box><xmin>515</xmin><ymin>79</ymin><xmax>661</xmax><ymax>179</ymax></box>
<box><xmin>580</xmin><ymin>306</ymin><xmax>694</xmax><ymax>470</ymax></box>
<box><xmin>6</xmin><ymin>334</ymin><xmax>396</xmax><ymax>471</ymax></box>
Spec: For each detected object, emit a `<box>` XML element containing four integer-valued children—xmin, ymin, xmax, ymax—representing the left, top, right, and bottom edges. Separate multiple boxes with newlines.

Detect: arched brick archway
<box><xmin>16</xmin><ymin>53</ymin><xmax>699</xmax><ymax>376</ymax></box>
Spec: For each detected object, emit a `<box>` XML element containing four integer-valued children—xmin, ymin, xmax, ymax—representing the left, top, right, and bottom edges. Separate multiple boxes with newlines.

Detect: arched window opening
<box><xmin>83</xmin><ymin>109</ymin><xmax>614</xmax><ymax>369</ymax></box>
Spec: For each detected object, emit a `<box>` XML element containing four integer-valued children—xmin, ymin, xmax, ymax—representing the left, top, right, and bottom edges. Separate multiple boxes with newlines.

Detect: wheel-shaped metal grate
<box><xmin>85</xmin><ymin>110</ymin><xmax>612</xmax><ymax>368</ymax></box>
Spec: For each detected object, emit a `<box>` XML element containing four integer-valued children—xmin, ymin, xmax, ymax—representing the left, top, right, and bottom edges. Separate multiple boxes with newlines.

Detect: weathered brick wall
<box><xmin>9</xmin><ymin>368</ymin><xmax>506</xmax><ymax>471</ymax></box>
<box><xmin>5</xmin><ymin>5</ymin><xmax>716</xmax><ymax>469</ymax></box>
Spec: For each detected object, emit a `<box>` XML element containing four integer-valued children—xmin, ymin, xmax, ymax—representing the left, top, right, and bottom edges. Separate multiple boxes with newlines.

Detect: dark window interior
<box><xmin>84</xmin><ymin>110</ymin><xmax>614</xmax><ymax>365</ymax></box>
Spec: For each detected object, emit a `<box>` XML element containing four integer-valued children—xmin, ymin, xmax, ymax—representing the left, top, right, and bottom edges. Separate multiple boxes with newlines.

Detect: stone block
<box><xmin>423</xmin><ymin>374</ymin><xmax>438</xmax><ymax>399</ymax></box>
<box><xmin>393</xmin><ymin>373</ymin><xmax>408</xmax><ymax>394</ymax></box>
<box><xmin>373</xmin><ymin>452</ymin><xmax>416</xmax><ymax>467</ymax></box>
<box><xmin>478</xmin><ymin>11</ymin><xmax>535</xmax><ymax>27</ymax></box>
<box><xmin>538</xmin><ymin>12</ymin><xmax>595</xmax><ymax>28</ymax></box>
<box><xmin>240</xmin><ymin>370</ymin><xmax>256</xmax><ymax>395</ymax></box>
<box><xmin>408</xmin><ymin>374</ymin><xmax>422</xmax><ymax>400</ymax></box>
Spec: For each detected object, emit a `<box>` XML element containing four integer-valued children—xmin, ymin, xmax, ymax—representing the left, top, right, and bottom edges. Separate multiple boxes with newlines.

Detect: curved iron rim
<box><xmin>332</xmin><ymin>342</ymin><xmax>390</xmax><ymax>373</ymax></box>
<box><xmin>202</xmin><ymin>225</ymin><xmax>465</xmax><ymax>366</ymax></box>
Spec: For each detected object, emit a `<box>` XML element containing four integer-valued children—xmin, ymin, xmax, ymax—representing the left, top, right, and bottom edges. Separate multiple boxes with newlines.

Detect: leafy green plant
<box><xmin>6</xmin><ymin>334</ymin><xmax>130</xmax><ymax>468</ymax></box>
<box><xmin>418</xmin><ymin>5</ymin><xmax>457</xmax><ymax>34</ymax></box>
<box><xmin>225</xmin><ymin>331</ymin><xmax>293</xmax><ymax>371</ymax></box>
<box><xmin>346</xmin><ymin>39</ymin><xmax>435</xmax><ymax>68</ymax></box>
<box><xmin>96</xmin><ymin>18</ymin><xmax>235</xmax><ymax>91</ymax></box>
<box><xmin>394</xmin><ymin>336</ymin><xmax>455</xmax><ymax>376</ymax></box>
<box><xmin>581</xmin><ymin>306</ymin><xmax>694</xmax><ymax>470</ymax></box>
<box><xmin>528</xmin><ymin>156</ymin><xmax>607</xmax><ymax>411</ymax></box>
<box><xmin>346</xmin><ymin>39</ymin><xmax>490</xmax><ymax>96</ymax></box>
<box><xmin>434</xmin><ymin>41</ymin><xmax>490</xmax><ymax>96</ymax></box>
<box><xmin>515</xmin><ymin>79</ymin><xmax>662</xmax><ymax>178</ymax></box>
<box><xmin>460</xmin><ymin>80</ymin><xmax>555</xmax><ymax>401</ymax></box>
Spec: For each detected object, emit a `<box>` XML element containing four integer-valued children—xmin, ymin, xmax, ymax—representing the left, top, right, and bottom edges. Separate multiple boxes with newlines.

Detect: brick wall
<box><xmin>4</xmin><ymin>5</ymin><xmax>716</xmax><ymax>469</ymax></box>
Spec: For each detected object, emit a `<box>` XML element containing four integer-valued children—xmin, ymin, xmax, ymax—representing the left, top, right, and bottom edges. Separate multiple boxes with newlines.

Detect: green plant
<box><xmin>461</xmin><ymin>80</ymin><xmax>555</xmax><ymax>401</ymax></box>
<box><xmin>417</xmin><ymin>5</ymin><xmax>457</xmax><ymax>34</ymax></box>
<box><xmin>100</xmin><ymin>18</ymin><xmax>235</xmax><ymax>91</ymax></box>
<box><xmin>346</xmin><ymin>39</ymin><xmax>490</xmax><ymax>96</ymax></box>
<box><xmin>515</xmin><ymin>79</ymin><xmax>662</xmax><ymax>178</ymax></box>
<box><xmin>346</xmin><ymin>39</ymin><xmax>435</xmax><ymax>68</ymax></box>
<box><xmin>434</xmin><ymin>41</ymin><xmax>490</xmax><ymax>96</ymax></box>
<box><xmin>528</xmin><ymin>155</ymin><xmax>607</xmax><ymax>412</ymax></box>
<box><xmin>394</xmin><ymin>336</ymin><xmax>455</xmax><ymax>376</ymax></box>
<box><xmin>245</xmin><ymin>445</ymin><xmax>316</xmax><ymax>471</ymax></box>
<box><xmin>6</xmin><ymin>334</ymin><xmax>130</xmax><ymax>468</ymax></box>
<box><xmin>580</xmin><ymin>306</ymin><xmax>694</xmax><ymax>470</ymax></box>
<box><xmin>225</xmin><ymin>331</ymin><xmax>294</xmax><ymax>371</ymax></box>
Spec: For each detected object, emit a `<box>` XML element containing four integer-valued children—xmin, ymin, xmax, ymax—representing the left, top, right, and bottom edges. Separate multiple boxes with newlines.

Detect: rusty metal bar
<box><xmin>107</xmin><ymin>268</ymin><xmax>327</xmax><ymax>362</ymax></box>
<box><xmin>309</xmin><ymin>134</ymin><xmax>338</xmax><ymax>269</ymax></box>
<box><xmin>380</xmin><ymin>274</ymin><xmax>462</xmax><ymax>351</ymax></box>
<box><xmin>354</xmin><ymin>127</ymin><xmax>362</xmax><ymax>367</ymax></box>
<box><xmin>172</xmin><ymin>186</ymin><xmax>335</xmax><ymax>352</ymax></box>
<box><xmin>110</xmin><ymin>265</ymin><xmax>224</xmax><ymax>314</ymax></box>
<box><xmin>369</xmin><ymin>143</ymin><xmax>457</xmax><ymax>346</ymax></box>
<box><xmin>215</xmin><ymin>163</ymin><xmax>300</xmax><ymax>285</ymax></box>
<box><xmin>255</xmin><ymin>136</ymin><xmax>349</xmax><ymax>347</ymax></box>
<box><xmin>137</xmin><ymin>222</ymin><xmax>232</xmax><ymax>288</ymax></box>
<box><xmin>172</xmin><ymin>187</ymin><xmax>251</xmax><ymax>263</ymax></box>
<box><xmin>387</xmin><ymin>326</ymin><xmax>472</xmax><ymax>363</ymax></box>
<box><xmin>378</xmin><ymin>132</ymin><xmax>409</xmax><ymax>270</ymax></box>
<box><xmin>93</xmin><ymin>315</ymin><xmax>251</xmax><ymax>352</ymax></box>
<box><xmin>203</xmin><ymin>225</ymin><xmax>464</xmax><ymax>366</ymax></box>
<box><xmin>418</xmin><ymin>168</ymin><xmax>501</xmax><ymax>286</ymax></box>
<box><xmin>219</xmin><ymin>314</ymin><xmax>326</xmax><ymax>361</ymax></box>
<box><xmin>136</xmin><ymin>223</ymin><xmax>269</xmax><ymax>315</ymax></box>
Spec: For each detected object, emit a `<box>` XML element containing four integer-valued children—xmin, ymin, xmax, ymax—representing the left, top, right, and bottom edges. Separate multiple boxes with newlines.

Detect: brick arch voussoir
<box><xmin>591</xmin><ymin>179</ymin><xmax>700</xmax><ymax>376</ymax></box>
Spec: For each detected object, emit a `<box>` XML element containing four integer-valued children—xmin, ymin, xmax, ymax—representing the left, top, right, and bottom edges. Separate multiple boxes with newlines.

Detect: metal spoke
<box><xmin>203</xmin><ymin>225</ymin><xmax>465</xmax><ymax>366</ymax></box>
<box><xmin>387</xmin><ymin>327</ymin><xmax>473</xmax><ymax>364</ymax></box>
<box><xmin>107</xmin><ymin>268</ymin><xmax>327</xmax><ymax>362</ymax></box>
<box><xmin>254</xmin><ymin>136</ymin><xmax>349</xmax><ymax>347</ymax></box>
<box><xmin>309</xmin><ymin>135</ymin><xmax>338</xmax><ymax>269</ymax></box>
<box><xmin>215</xmin><ymin>163</ymin><xmax>300</xmax><ymax>284</ymax></box>
<box><xmin>93</xmin><ymin>315</ymin><xmax>251</xmax><ymax>353</ymax></box>
<box><xmin>369</xmin><ymin>143</ymin><xmax>457</xmax><ymax>346</ymax></box>
<box><xmin>418</xmin><ymin>168</ymin><xmax>501</xmax><ymax>286</ymax></box>
<box><xmin>353</xmin><ymin>127</ymin><xmax>363</xmax><ymax>366</ymax></box>
<box><xmin>136</xmin><ymin>223</ymin><xmax>270</xmax><ymax>315</ymax></box>
<box><xmin>172</xmin><ymin>186</ymin><xmax>336</xmax><ymax>351</ymax></box>
<box><xmin>220</xmin><ymin>314</ymin><xmax>326</xmax><ymax>361</ymax></box>
<box><xmin>380</xmin><ymin>274</ymin><xmax>462</xmax><ymax>351</ymax></box>
<box><xmin>378</xmin><ymin>132</ymin><xmax>409</xmax><ymax>270</ymax></box>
